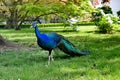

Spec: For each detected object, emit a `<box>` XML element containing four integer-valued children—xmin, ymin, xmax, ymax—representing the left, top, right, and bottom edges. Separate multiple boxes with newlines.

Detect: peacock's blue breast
<box><xmin>37</xmin><ymin>34</ymin><xmax>57</xmax><ymax>51</ymax></box>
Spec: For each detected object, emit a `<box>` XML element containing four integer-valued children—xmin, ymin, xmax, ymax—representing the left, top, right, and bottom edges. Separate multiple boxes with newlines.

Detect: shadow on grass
<box><xmin>1</xmin><ymin>34</ymin><xmax>120</xmax><ymax>68</ymax></box>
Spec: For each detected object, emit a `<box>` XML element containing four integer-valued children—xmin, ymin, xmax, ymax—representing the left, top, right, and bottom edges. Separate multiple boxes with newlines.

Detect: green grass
<box><xmin>0</xmin><ymin>25</ymin><xmax>120</xmax><ymax>80</ymax></box>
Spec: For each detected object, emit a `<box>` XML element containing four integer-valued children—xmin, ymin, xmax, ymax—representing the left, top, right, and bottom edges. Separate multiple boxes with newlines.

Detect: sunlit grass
<box><xmin>0</xmin><ymin>25</ymin><xmax>120</xmax><ymax>80</ymax></box>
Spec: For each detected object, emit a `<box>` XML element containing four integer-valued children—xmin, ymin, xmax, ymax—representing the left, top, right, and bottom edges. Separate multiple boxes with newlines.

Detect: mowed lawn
<box><xmin>0</xmin><ymin>25</ymin><xmax>120</xmax><ymax>80</ymax></box>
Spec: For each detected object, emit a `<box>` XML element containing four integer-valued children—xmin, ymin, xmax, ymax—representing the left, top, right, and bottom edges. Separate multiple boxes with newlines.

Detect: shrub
<box><xmin>97</xmin><ymin>16</ymin><xmax>119</xmax><ymax>33</ymax></box>
<box><xmin>117</xmin><ymin>10</ymin><xmax>120</xmax><ymax>17</ymax></box>
<box><xmin>100</xmin><ymin>6</ymin><xmax>113</xmax><ymax>14</ymax></box>
<box><xmin>92</xmin><ymin>9</ymin><xmax>102</xmax><ymax>26</ymax></box>
<box><xmin>97</xmin><ymin>16</ymin><xmax>112</xmax><ymax>33</ymax></box>
<box><xmin>92</xmin><ymin>9</ymin><xmax>119</xmax><ymax>34</ymax></box>
<box><xmin>110</xmin><ymin>15</ymin><xmax>119</xmax><ymax>23</ymax></box>
<box><xmin>0</xmin><ymin>25</ymin><xmax>5</xmax><ymax>28</ymax></box>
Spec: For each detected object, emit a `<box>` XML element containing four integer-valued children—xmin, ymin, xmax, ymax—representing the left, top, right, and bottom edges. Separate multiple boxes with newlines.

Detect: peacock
<box><xmin>31</xmin><ymin>22</ymin><xmax>89</xmax><ymax>65</ymax></box>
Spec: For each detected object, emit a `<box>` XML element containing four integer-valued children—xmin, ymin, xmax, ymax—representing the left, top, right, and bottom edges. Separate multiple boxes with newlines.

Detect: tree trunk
<box><xmin>2</xmin><ymin>0</ymin><xmax>39</xmax><ymax>30</ymax></box>
<box><xmin>4</xmin><ymin>19</ymin><xmax>12</xmax><ymax>29</ymax></box>
<box><xmin>0</xmin><ymin>35</ymin><xmax>5</xmax><ymax>45</ymax></box>
<box><xmin>4</xmin><ymin>9</ymin><xmax>21</xmax><ymax>30</ymax></box>
<box><xmin>14</xmin><ymin>10</ymin><xmax>21</xmax><ymax>30</ymax></box>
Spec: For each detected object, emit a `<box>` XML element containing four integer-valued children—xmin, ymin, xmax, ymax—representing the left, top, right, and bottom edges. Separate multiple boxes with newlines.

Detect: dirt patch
<box><xmin>0</xmin><ymin>35</ymin><xmax>35</xmax><ymax>51</ymax></box>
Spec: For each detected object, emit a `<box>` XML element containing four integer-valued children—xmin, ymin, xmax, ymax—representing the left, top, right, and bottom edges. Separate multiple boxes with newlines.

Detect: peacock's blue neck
<box><xmin>35</xmin><ymin>26</ymin><xmax>41</xmax><ymax>38</ymax></box>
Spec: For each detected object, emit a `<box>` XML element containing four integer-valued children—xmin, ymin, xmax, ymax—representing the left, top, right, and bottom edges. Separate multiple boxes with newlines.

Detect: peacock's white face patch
<box><xmin>32</xmin><ymin>22</ymin><xmax>37</xmax><ymax>28</ymax></box>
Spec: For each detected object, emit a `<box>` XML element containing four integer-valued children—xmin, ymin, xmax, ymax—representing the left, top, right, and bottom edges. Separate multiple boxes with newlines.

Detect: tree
<box><xmin>26</xmin><ymin>0</ymin><xmax>93</xmax><ymax>22</ymax></box>
<box><xmin>0</xmin><ymin>0</ymin><xmax>39</xmax><ymax>30</ymax></box>
<box><xmin>117</xmin><ymin>10</ymin><xmax>120</xmax><ymax>18</ymax></box>
<box><xmin>100</xmin><ymin>6</ymin><xmax>112</xmax><ymax>14</ymax></box>
<box><xmin>0</xmin><ymin>0</ymin><xmax>93</xmax><ymax>30</ymax></box>
<box><xmin>101</xmin><ymin>0</ymin><xmax>110</xmax><ymax>4</ymax></box>
<box><xmin>91</xmin><ymin>0</ymin><xmax>99</xmax><ymax>8</ymax></box>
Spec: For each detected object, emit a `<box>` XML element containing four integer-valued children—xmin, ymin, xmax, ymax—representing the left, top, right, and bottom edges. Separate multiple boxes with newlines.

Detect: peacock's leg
<box><xmin>50</xmin><ymin>51</ymin><xmax>54</xmax><ymax>61</ymax></box>
<box><xmin>48</xmin><ymin>50</ymin><xmax>52</xmax><ymax>65</ymax></box>
<box><xmin>47</xmin><ymin>50</ymin><xmax>54</xmax><ymax>65</ymax></box>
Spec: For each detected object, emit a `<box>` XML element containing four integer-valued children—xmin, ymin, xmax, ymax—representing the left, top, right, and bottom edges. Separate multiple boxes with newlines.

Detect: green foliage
<box><xmin>0</xmin><ymin>0</ymin><xmax>93</xmax><ymax>30</ymax></box>
<box><xmin>97</xmin><ymin>16</ymin><xmax>112</xmax><ymax>33</ymax></box>
<box><xmin>3</xmin><ymin>22</ymin><xmax>94</xmax><ymax>28</ymax></box>
<box><xmin>63</xmin><ymin>2</ymin><xmax>80</xmax><ymax>17</ymax></box>
<box><xmin>110</xmin><ymin>15</ymin><xmax>119</xmax><ymax>23</ymax></box>
<box><xmin>97</xmin><ymin>16</ymin><xmax>119</xmax><ymax>33</ymax></box>
<box><xmin>59</xmin><ymin>0</ymin><xmax>93</xmax><ymax>19</ymax></box>
<box><xmin>24</xmin><ymin>0</ymin><xmax>94</xmax><ymax>20</ymax></box>
<box><xmin>92</xmin><ymin>9</ymin><xmax>102</xmax><ymax>25</ymax></box>
<box><xmin>100</xmin><ymin>6</ymin><xmax>113</xmax><ymax>14</ymax></box>
<box><xmin>0</xmin><ymin>25</ymin><xmax>5</xmax><ymax>28</ymax></box>
<box><xmin>92</xmin><ymin>9</ymin><xmax>119</xmax><ymax>34</ymax></box>
<box><xmin>117</xmin><ymin>10</ymin><xmax>120</xmax><ymax>18</ymax></box>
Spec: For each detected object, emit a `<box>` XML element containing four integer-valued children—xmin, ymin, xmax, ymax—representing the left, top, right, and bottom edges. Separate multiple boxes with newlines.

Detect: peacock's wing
<box><xmin>48</xmin><ymin>32</ymin><xmax>62</xmax><ymax>46</ymax></box>
<box><xmin>37</xmin><ymin>33</ymin><xmax>57</xmax><ymax>50</ymax></box>
<box><xmin>57</xmin><ymin>36</ymin><xmax>89</xmax><ymax>56</ymax></box>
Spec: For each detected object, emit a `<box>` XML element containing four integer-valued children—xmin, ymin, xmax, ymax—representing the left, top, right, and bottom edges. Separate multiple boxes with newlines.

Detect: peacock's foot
<box><xmin>51</xmin><ymin>57</ymin><xmax>54</xmax><ymax>61</ymax></box>
<box><xmin>45</xmin><ymin>64</ymin><xmax>49</xmax><ymax>67</ymax></box>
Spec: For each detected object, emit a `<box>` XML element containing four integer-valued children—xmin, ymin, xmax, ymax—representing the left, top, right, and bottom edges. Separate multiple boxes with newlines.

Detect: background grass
<box><xmin>0</xmin><ymin>25</ymin><xmax>120</xmax><ymax>80</ymax></box>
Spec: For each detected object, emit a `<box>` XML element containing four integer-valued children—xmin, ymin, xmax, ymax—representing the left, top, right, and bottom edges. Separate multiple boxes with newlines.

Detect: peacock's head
<box><xmin>31</xmin><ymin>22</ymin><xmax>37</xmax><ymax>28</ymax></box>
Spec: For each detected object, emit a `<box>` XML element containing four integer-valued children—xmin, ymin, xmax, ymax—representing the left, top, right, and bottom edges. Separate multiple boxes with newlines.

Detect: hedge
<box><xmin>21</xmin><ymin>22</ymin><xmax>95</xmax><ymax>28</ymax></box>
<box><xmin>0</xmin><ymin>25</ymin><xmax>5</xmax><ymax>29</ymax></box>
<box><xmin>0</xmin><ymin>22</ymin><xmax>95</xmax><ymax>28</ymax></box>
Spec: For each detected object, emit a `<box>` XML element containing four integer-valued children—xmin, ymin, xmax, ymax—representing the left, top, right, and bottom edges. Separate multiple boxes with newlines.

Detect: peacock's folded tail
<box><xmin>57</xmin><ymin>37</ymin><xmax>89</xmax><ymax>56</ymax></box>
